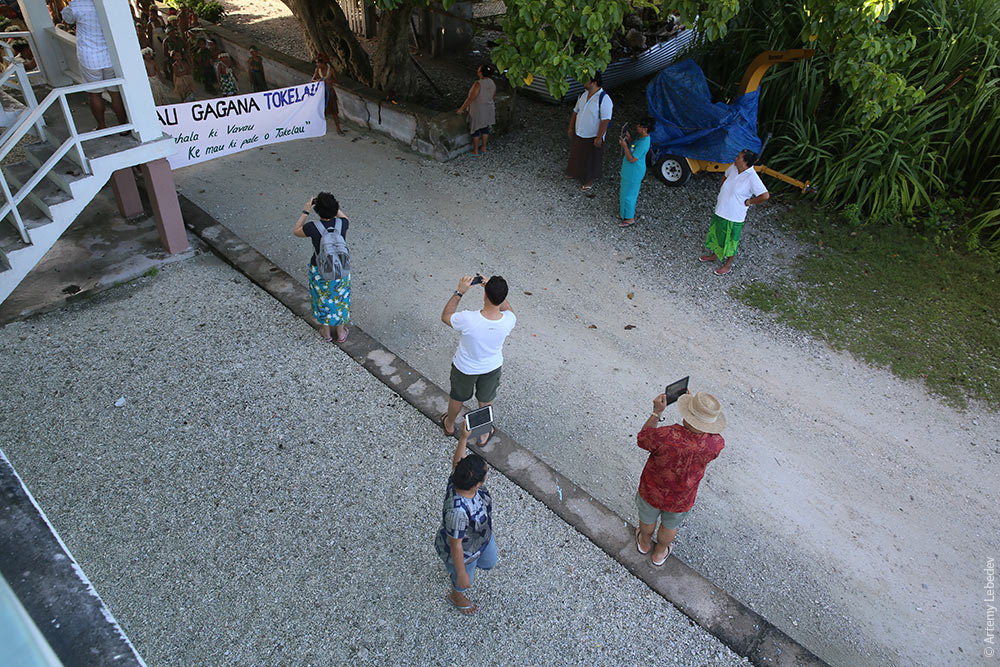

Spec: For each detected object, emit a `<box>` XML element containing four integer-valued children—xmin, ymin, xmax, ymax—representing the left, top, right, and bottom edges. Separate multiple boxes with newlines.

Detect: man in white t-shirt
<box><xmin>566</xmin><ymin>72</ymin><xmax>613</xmax><ymax>191</ymax></box>
<box><xmin>699</xmin><ymin>149</ymin><xmax>770</xmax><ymax>275</ymax></box>
<box><xmin>440</xmin><ymin>274</ymin><xmax>516</xmax><ymax>446</ymax></box>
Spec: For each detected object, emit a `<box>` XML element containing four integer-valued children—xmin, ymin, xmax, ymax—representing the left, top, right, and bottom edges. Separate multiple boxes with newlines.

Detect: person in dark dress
<box><xmin>247</xmin><ymin>45</ymin><xmax>267</xmax><ymax>92</ymax></box>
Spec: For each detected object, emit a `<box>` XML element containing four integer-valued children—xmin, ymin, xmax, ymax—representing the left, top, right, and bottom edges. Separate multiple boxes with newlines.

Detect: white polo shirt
<box><xmin>62</xmin><ymin>0</ymin><xmax>113</xmax><ymax>70</ymax></box>
<box><xmin>573</xmin><ymin>89</ymin><xmax>613</xmax><ymax>139</ymax></box>
<box><xmin>715</xmin><ymin>164</ymin><xmax>768</xmax><ymax>223</ymax></box>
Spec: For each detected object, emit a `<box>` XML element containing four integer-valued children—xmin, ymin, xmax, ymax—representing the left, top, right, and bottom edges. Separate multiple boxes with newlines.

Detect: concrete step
<box><xmin>23</xmin><ymin>141</ymin><xmax>83</xmax><ymax>194</ymax></box>
<box><xmin>0</xmin><ymin>211</ymin><xmax>50</xmax><ymax>254</ymax></box>
<box><xmin>40</xmin><ymin>117</ymin><xmax>146</xmax><ymax>161</ymax></box>
<box><xmin>0</xmin><ymin>155</ymin><xmax>89</xmax><ymax>255</ymax></box>
<box><xmin>1</xmin><ymin>156</ymin><xmax>78</xmax><ymax>220</ymax></box>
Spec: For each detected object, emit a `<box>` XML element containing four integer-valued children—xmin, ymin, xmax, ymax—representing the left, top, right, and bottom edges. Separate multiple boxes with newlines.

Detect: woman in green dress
<box><xmin>618</xmin><ymin>116</ymin><xmax>654</xmax><ymax>227</ymax></box>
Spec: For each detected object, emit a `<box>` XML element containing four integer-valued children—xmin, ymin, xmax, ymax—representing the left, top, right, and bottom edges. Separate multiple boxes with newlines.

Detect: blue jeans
<box><xmin>446</xmin><ymin>535</ymin><xmax>498</xmax><ymax>592</ymax></box>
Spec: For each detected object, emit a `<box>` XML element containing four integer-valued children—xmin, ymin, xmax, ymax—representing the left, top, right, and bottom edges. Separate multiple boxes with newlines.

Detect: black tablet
<box><xmin>665</xmin><ymin>376</ymin><xmax>690</xmax><ymax>405</ymax></box>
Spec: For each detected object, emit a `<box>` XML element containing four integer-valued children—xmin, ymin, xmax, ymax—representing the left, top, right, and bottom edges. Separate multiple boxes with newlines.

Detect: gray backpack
<box><xmin>314</xmin><ymin>218</ymin><xmax>350</xmax><ymax>281</ymax></box>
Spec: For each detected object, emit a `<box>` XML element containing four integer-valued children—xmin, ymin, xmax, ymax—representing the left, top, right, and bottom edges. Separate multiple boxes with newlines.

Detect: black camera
<box><xmin>471</xmin><ymin>274</ymin><xmax>484</xmax><ymax>285</ymax></box>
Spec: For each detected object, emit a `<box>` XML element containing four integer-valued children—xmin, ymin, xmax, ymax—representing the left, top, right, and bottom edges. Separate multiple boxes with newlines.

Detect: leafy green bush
<box><xmin>166</xmin><ymin>0</ymin><xmax>226</xmax><ymax>24</ymax></box>
<box><xmin>692</xmin><ymin>0</ymin><xmax>1000</xmax><ymax>256</ymax></box>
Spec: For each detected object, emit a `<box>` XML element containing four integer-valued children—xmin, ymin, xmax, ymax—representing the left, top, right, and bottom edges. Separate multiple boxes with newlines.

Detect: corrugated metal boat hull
<box><xmin>524</xmin><ymin>29</ymin><xmax>700</xmax><ymax>103</ymax></box>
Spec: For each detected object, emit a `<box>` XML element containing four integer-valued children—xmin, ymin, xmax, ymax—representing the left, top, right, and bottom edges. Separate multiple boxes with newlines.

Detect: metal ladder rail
<box><xmin>0</xmin><ymin>78</ymin><xmax>132</xmax><ymax>246</ymax></box>
<box><xmin>0</xmin><ymin>34</ymin><xmax>47</xmax><ymax>140</ymax></box>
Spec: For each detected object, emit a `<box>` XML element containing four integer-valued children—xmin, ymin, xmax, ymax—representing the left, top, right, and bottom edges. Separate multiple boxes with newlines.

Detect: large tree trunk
<box><xmin>280</xmin><ymin>0</ymin><xmax>373</xmax><ymax>86</ymax></box>
<box><xmin>371</xmin><ymin>6</ymin><xmax>419</xmax><ymax>98</ymax></box>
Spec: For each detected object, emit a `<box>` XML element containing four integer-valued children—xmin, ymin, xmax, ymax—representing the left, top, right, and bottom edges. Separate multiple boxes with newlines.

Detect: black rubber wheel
<box><xmin>654</xmin><ymin>154</ymin><xmax>692</xmax><ymax>186</ymax></box>
<box><xmin>646</xmin><ymin>149</ymin><xmax>658</xmax><ymax>168</ymax></box>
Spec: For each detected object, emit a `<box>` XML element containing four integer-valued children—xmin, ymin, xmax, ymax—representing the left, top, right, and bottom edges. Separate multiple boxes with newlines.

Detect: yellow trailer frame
<box><xmin>655</xmin><ymin>49</ymin><xmax>816</xmax><ymax>192</ymax></box>
<box><xmin>685</xmin><ymin>160</ymin><xmax>814</xmax><ymax>193</ymax></box>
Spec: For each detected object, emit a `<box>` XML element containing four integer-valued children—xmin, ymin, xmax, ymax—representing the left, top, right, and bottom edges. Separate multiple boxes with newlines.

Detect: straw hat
<box><xmin>677</xmin><ymin>392</ymin><xmax>726</xmax><ymax>433</ymax></box>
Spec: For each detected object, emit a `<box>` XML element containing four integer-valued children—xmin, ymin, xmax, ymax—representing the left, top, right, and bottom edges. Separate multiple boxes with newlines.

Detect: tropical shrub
<box><xmin>166</xmin><ymin>0</ymin><xmax>226</xmax><ymax>24</ymax></box>
<box><xmin>693</xmin><ymin>0</ymin><xmax>1000</xmax><ymax>254</ymax></box>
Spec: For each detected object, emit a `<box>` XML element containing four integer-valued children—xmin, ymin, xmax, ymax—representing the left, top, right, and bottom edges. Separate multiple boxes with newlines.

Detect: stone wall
<box><xmin>206</xmin><ymin>24</ymin><xmax>512</xmax><ymax>161</ymax></box>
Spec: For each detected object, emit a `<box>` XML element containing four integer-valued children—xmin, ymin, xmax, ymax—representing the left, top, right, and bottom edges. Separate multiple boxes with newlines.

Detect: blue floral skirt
<box><xmin>308</xmin><ymin>265</ymin><xmax>350</xmax><ymax>326</ymax></box>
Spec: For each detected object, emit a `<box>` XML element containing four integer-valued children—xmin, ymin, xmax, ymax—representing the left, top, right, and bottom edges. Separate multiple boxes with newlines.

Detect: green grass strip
<box><xmin>731</xmin><ymin>204</ymin><xmax>1000</xmax><ymax>409</ymax></box>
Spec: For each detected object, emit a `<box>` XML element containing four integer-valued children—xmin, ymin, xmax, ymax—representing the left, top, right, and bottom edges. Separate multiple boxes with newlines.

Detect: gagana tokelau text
<box><xmin>157</xmin><ymin>83</ymin><xmax>321</xmax><ymax>126</ymax></box>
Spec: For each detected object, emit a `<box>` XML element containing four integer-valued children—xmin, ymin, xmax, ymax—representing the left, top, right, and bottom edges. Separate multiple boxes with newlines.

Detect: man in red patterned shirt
<box><xmin>634</xmin><ymin>391</ymin><xmax>726</xmax><ymax>565</ymax></box>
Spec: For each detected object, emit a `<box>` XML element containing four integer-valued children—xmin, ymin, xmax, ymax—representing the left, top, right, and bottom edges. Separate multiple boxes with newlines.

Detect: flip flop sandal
<box><xmin>619</xmin><ymin>220</ymin><xmax>636</xmax><ymax>228</ymax></box>
<box><xmin>336</xmin><ymin>327</ymin><xmax>349</xmax><ymax>343</ymax></box>
<box><xmin>713</xmin><ymin>267</ymin><xmax>731</xmax><ymax>276</ymax></box>
<box><xmin>635</xmin><ymin>528</ymin><xmax>651</xmax><ymax>555</ymax></box>
<box><xmin>477</xmin><ymin>426</ymin><xmax>496</xmax><ymax>447</ymax></box>
<box><xmin>439</xmin><ymin>413</ymin><xmax>455</xmax><ymax>437</ymax></box>
<box><xmin>651</xmin><ymin>543</ymin><xmax>674</xmax><ymax>566</ymax></box>
<box><xmin>445</xmin><ymin>595</ymin><xmax>478</xmax><ymax>615</ymax></box>
<box><xmin>698</xmin><ymin>255</ymin><xmax>716</xmax><ymax>263</ymax></box>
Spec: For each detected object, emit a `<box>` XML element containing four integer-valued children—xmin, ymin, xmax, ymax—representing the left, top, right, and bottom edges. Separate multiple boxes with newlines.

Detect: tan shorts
<box><xmin>80</xmin><ymin>65</ymin><xmax>117</xmax><ymax>93</ymax></box>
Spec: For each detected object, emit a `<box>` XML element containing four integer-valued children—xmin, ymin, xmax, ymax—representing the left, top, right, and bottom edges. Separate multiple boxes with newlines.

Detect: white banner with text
<box><xmin>156</xmin><ymin>82</ymin><xmax>326</xmax><ymax>169</ymax></box>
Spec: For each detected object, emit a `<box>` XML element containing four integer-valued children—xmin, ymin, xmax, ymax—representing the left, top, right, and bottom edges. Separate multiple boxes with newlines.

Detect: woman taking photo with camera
<box><xmin>293</xmin><ymin>192</ymin><xmax>351</xmax><ymax>343</ymax></box>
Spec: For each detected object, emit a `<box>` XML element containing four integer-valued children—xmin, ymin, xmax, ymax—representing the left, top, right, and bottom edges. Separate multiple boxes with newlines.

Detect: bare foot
<box><xmin>714</xmin><ymin>264</ymin><xmax>733</xmax><ymax>275</ymax></box>
<box><xmin>699</xmin><ymin>254</ymin><xmax>717</xmax><ymax>262</ymax></box>
<box><xmin>447</xmin><ymin>590</ymin><xmax>478</xmax><ymax>615</ymax></box>
<box><xmin>619</xmin><ymin>218</ymin><xmax>636</xmax><ymax>228</ymax></box>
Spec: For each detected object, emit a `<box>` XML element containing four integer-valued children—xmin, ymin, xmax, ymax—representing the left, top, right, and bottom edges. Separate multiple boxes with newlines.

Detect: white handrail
<box><xmin>0</xmin><ymin>78</ymin><xmax>134</xmax><ymax>245</ymax></box>
<box><xmin>0</xmin><ymin>31</ymin><xmax>46</xmax><ymax>140</ymax></box>
<box><xmin>1</xmin><ymin>128</ymin><xmax>87</xmax><ymax>218</ymax></box>
<box><xmin>0</xmin><ymin>78</ymin><xmax>127</xmax><ymax>157</ymax></box>
<box><xmin>0</xmin><ymin>62</ymin><xmax>21</xmax><ymax>90</ymax></box>
<box><xmin>0</xmin><ymin>169</ymin><xmax>27</xmax><ymax>243</ymax></box>
<box><xmin>0</xmin><ymin>32</ymin><xmax>42</xmax><ymax>78</ymax></box>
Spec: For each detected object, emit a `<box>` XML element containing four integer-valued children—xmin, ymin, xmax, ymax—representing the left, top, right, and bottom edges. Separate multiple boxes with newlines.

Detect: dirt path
<box><xmin>180</xmin><ymin>8</ymin><xmax>997</xmax><ymax>665</ymax></box>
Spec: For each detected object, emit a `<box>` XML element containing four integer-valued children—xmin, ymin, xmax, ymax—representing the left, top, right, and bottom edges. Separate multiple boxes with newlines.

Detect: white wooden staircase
<box><xmin>0</xmin><ymin>30</ymin><xmax>174</xmax><ymax>304</ymax></box>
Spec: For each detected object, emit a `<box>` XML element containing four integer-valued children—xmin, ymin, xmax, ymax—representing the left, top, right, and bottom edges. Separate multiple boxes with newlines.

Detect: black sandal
<box><xmin>477</xmin><ymin>426</ymin><xmax>496</xmax><ymax>447</ymax></box>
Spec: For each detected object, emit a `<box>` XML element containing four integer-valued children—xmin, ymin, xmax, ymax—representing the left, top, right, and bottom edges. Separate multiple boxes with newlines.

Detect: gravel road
<box><xmin>168</xmin><ymin>78</ymin><xmax>999</xmax><ymax>666</ymax></box>
<box><xmin>0</xmin><ymin>254</ymin><xmax>749</xmax><ymax>665</ymax></box>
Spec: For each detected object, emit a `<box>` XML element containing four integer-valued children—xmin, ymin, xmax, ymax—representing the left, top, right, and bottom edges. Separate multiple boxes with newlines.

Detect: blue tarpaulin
<box><xmin>646</xmin><ymin>59</ymin><xmax>761</xmax><ymax>163</ymax></box>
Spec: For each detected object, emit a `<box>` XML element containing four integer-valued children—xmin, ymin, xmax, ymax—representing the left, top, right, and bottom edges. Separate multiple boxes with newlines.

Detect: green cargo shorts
<box><xmin>449</xmin><ymin>364</ymin><xmax>502</xmax><ymax>403</ymax></box>
<box><xmin>635</xmin><ymin>491</ymin><xmax>688</xmax><ymax>530</ymax></box>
